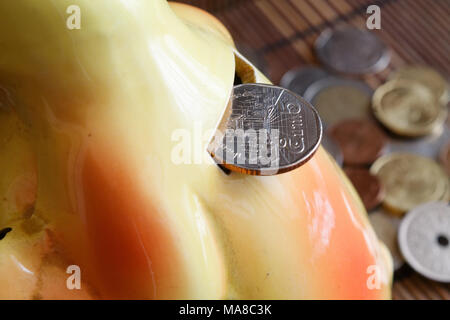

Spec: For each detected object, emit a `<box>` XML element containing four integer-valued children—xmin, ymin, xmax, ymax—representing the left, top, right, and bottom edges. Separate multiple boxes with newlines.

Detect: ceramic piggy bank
<box><xmin>0</xmin><ymin>0</ymin><xmax>392</xmax><ymax>299</ymax></box>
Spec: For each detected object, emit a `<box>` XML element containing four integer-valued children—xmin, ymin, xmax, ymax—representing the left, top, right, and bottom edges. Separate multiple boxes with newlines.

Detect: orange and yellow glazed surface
<box><xmin>0</xmin><ymin>0</ymin><xmax>392</xmax><ymax>299</ymax></box>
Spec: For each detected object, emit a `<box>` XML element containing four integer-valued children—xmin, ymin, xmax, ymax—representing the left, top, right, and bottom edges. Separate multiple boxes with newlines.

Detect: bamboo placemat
<box><xmin>179</xmin><ymin>0</ymin><xmax>450</xmax><ymax>300</ymax></box>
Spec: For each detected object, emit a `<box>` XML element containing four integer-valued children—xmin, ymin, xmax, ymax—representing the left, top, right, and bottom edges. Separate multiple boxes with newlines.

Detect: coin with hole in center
<box><xmin>329</xmin><ymin>119</ymin><xmax>387</xmax><ymax>166</ymax></box>
<box><xmin>398</xmin><ymin>202</ymin><xmax>450</xmax><ymax>283</ymax></box>
<box><xmin>208</xmin><ymin>83</ymin><xmax>323</xmax><ymax>175</ymax></box>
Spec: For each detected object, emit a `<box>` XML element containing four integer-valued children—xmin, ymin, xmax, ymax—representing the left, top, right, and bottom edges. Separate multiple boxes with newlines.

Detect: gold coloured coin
<box><xmin>372</xmin><ymin>79</ymin><xmax>447</xmax><ymax>137</ymax></box>
<box><xmin>389</xmin><ymin>66</ymin><xmax>448</xmax><ymax>105</ymax></box>
<box><xmin>370</xmin><ymin>152</ymin><xmax>449</xmax><ymax>215</ymax></box>
<box><xmin>304</xmin><ymin>77</ymin><xmax>373</xmax><ymax>128</ymax></box>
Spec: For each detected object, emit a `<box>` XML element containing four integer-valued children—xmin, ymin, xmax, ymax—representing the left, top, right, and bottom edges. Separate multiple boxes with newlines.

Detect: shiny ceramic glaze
<box><xmin>0</xmin><ymin>0</ymin><xmax>392</xmax><ymax>299</ymax></box>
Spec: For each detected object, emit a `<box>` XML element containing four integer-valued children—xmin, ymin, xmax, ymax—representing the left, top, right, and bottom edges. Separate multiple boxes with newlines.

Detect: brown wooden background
<box><xmin>176</xmin><ymin>0</ymin><xmax>450</xmax><ymax>300</ymax></box>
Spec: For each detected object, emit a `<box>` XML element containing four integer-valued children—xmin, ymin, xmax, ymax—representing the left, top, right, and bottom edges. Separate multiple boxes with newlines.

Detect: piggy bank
<box><xmin>0</xmin><ymin>0</ymin><xmax>391</xmax><ymax>299</ymax></box>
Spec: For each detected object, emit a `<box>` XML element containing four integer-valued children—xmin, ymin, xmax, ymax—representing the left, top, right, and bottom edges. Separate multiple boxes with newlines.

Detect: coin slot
<box><xmin>0</xmin><ymin>227</ymin><xmax>12</xmax><ymax>240</ymax></box>
<box><xmin>214</xmin><ymin>50</ymin><xmax>257</xmax><ymax>174</ymax></box>
<box><xmin>234</xmin><ymin>73</ymin><xmax>243</xmax><ymax>86</ymax></box>
<box><xmin>234</xmin><ymin>50</ymin><xmax>257</xmax><ymax>84</ymax></box>
<box><xmin>437</xmin><ymin>234</ymin><xmax>449</xmax><ymax>248</ymax></box>
<box><xmin>217</xmin><ymin>164</ymin><xmax>231</xmax><ymax>175</ymax></box>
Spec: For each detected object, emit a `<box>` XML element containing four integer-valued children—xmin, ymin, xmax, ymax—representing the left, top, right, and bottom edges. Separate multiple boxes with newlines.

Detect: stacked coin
<box><xmin>368</xmin><ymin>66</ymin><xmax>449</xmax><ymax>282</ymax></box>
<box><xmin>278</xmin><ymin>26</ymin><xmax>449</xmax><ymax>283</ymax></box>
<box><xmin>370</xmin><ymin>65</ymin><xmax>449</xmax><ymax>216</ymax></box>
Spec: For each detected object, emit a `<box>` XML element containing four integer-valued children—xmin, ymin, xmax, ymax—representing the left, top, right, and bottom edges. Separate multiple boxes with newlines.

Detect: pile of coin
<box><xmin>280</xmin><ymin>27</ymin><xmax>450</xmax><ymax>282</ymax></box>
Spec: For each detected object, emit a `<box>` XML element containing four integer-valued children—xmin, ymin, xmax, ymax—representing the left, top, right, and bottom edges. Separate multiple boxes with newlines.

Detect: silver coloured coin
<box><xmin>315</xmin><ymin>27</ymin><xmax>390</xmax><ymax>75</ymax></box>
<box><xmin>303</xmin><ymin>77</ymin><xmax>373</xmax><ymax>129</ymax></box>
<box><xmin>398</xmin><ymin>202</ymin><xmax>450</xmax><ymax>283</ymax></box>
<box><xmin>208</xmin><ymin>84</ymin><xmax>323</xmax><ymax>175</ymax></box>
<box><xmin>279</xmin><ymin>66</ymin><xmax>329</xmax><ymax>98</ymax></box>
<box><xmin>321</xmin><ymin>133</ymin><xmax>343</xmax><ymax>167</ymax></box>
<box><xmin>369</xmin><ymin>209</ymin><xmax>405</xmax><ymax>271</ymax></box>
<box><xmin>387</xmin><ymin>119</ymin><xmax>449</xmax><ymax>160</ymax></box>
